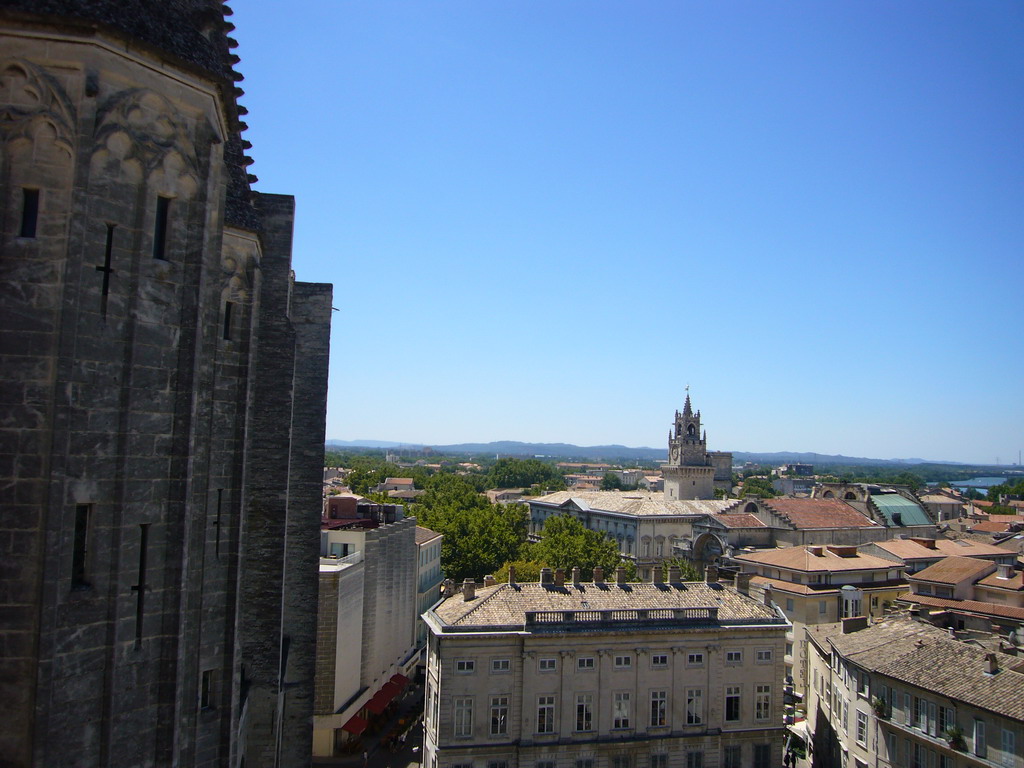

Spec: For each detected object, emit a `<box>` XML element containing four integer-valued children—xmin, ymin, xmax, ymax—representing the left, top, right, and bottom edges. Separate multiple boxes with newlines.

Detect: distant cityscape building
<box><xmin>0</xmin><ymin>4</ymin><xmax>331</xmax><ymax>767</ymax></box>
<box><xmin>423</xmin><ymin>568</ymin><xmax>790</xmax><ymax>768</ymax></box>
<box><xmin>663</xmin><ymin>393</ymin><xmax>733</xmax><ymax>500</ymax></box>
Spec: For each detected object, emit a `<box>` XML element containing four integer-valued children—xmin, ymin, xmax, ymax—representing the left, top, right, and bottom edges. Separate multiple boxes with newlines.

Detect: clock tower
<box><xmin>663</xmin><ymin>391</ymin><xmax>728</xmax><ymax>500</ymax></box>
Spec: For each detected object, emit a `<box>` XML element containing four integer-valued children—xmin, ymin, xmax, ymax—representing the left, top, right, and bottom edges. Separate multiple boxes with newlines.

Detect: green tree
<box><xmin>487</xmin><ymin>458</ymin><xmax>566</xmax><ymax>492</ymax></box>
<box><xmin>740</xmin><ymin>477</ymin><xmax>777</xmax><ymax>498</ymax></box>
<box><xmin>656</xmin><ymin>557</ymin><xmax>704</xmax><ymax>582</ymax></box>
<box><xmin>526</xmin><ymin>514</ymin><xmax>625</xmax><ymax>575</ymax></box>
<box><xmin>414</xmin><ymin>503</ymin><xmax>528</xmax><ymax>582</ymax></box>
<box><xmin>601</xmin><ymin>472</ymin><xmax>623</xmax><ymax>490</ymax></box>
<box><xmin>492</xmin><ymin>559</ymin><xmax>546</xmax><ymax>583</ymax></box>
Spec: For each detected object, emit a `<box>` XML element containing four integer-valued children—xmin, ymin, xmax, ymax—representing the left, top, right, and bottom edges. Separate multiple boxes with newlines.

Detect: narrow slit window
<box><xmin>133</xmin><ymin>523</ymin><xmax>150</xmax><ymax>647</ymax></box>
<box><xmin>153</xmin><ymin>196</ymin><xmax>170</xmax><ymax>260</ymax></box>
<box><xmin>20</xmin><ymin>188</ymin><xmax>39</xmax><ymax>238</ymax></box>
<box><xmin>215</xmin><ymin>489</ymin><xmax>224</xmax><ymax>558</ymax></box>
<box><xmin>200</xmin><ymin>669</ymin><xmax>215</xmax><ymax>709</ymax></box>
<box><xmin>71</xmin><ymin>504</ymin><xmax>91</xmax><ymax>589</ymax></box>
<box><xmin>223</xmin><ymin>301</ymin><xmax>234</xmax><ymax>341</ymax></box>
<box><xmin>97</xmin><ymin>224</ymin><xmax>115</xmax><ymax>317</ymax></box>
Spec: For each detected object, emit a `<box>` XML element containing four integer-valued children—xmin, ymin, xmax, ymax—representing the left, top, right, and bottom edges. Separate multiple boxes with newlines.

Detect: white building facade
<box><xmin>423</xmin><ymin>572</ymin><xmax>790</xmax><ymax>768</ymax></box>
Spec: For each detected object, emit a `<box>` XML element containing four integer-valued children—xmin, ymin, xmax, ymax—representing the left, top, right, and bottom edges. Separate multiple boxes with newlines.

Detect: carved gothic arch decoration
<box><xmin>0</xmin><ymin>58</ymin><xmax>76</xmax><ymax>156</ymax></box>
<box><xmin>92</xmin><ymin>88</ymin><xmax>200</xmax><ymax>195</ymax></box>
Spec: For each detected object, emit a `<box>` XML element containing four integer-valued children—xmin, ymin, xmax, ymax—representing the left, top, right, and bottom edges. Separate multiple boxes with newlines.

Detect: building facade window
<box><xmin>614</xmin><ymin>654</ymin><xmax>632</xmax><ymax>669</ymax></box>
<box><xmin>537</xmin><ymin>695</ymin><xmax>555</xmax><ymax>734</ymax></box>
<box><xmin>686</xmin><ymin>752</ymin><xmax>703</xmax><ymax>768</ymax></box>
<box><xmin>723</xmin><ymin>745</ymin><xmax>741</xmax><ymax>768</ymax></box>
<box><xmin>725</xmin><ymin>686</ymin><xmax>741</xmax><ymax>722</ymax></box>
<box><xmin>687</xmin><ymin>652</ymin><xmax>704</xmax><ymax>665</ymax></box>
<box><xmin>20</xmin><ymin>188</ymin><xmax>39</xmax><ymax>238</ymax></box>
<box><xmin>856</xmin><ymin>710</ymin><xmax>868</xmax><ymax>745</ymax></box>
<box><xmin>753</xmin><ymin>744</ymin><xmax>772</xmax><ymax>768</ymax></box>
<box><xmin>974</xmin><ymin>719</ymin><xmax>986</xmax><ymax>757</ymax></box>
<box><xmin>454</xmin><ymin>697</ymin><xmax>473</xmax><ymax>737</ymax></box>
<box><xmin>650</xmin><ymin>756</ymin><xmax>667</xmax><ymax>768</ymax></box>
<box><xmin>650</xmin><ymin>690</ymin><xmax>667</xmax><ymax>727</ymax></box>
<box><xmin>725</xmin><ymin>650</ymin><xmax>742</xmax><ymax>664</ymax></box>
<box><xmin>456</xmin><ymin>659</ymin><xmax>475</xmax><ymax>673</ymax></box>
<box><xmin>539</xmin><ymin>658</ymin><xmax>556</xmax><ymax>672</ymax></box>
<box><xmin>756</xmin><ymin>649</ymin><xmax>773</xmax><ymax>663</ymax></box>
<box><xmin>490</xmin><ymin>696</ymin><xmax>508</xmax><ymax>735</ymax></box>
<box><xmin>491</xmin><ymin>658</ymin><xmax>510</xmax><ymax>673</ymax></box>
<box><xmin>686</xmin><ymin>688</ymin><xmax>703</xmax><ymax>725</ymax></box>
<box><xmin>755</xmin><ymin>684</ymin><xmax>771</xmax><ymax>721</ymax></box>
<box><xmin>1001</xmin><ymin>728</ymin><xmax>1015</xmax><ymax>768</ymax></box>
<box><xmin>576</xmin><ymin>694</ymin><xmax>593</xmax><ymax>732</ymax></box>
<box><xmin>652</xmin><ymin>654</ymin><xmax>668</xmax><ymax>667</ymax></box>
<box><xmin>578</xmin><ymin>656</ymin><xmax>595</xmax><ymax>670</ymax></box>
<box><xmin>613</xmin><ymin>692</ymin><xmax>631</xmax><ymax>729</ymax></box>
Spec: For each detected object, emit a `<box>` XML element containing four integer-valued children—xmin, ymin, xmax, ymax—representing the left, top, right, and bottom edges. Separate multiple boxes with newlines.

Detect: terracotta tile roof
<box><xmin>762</xmin><ymin>498</ymin><xmax>881</xmax><ymax>529</ymax></box>
<box><xmin>735</xmin><ymin>546</ymin><xmax>899</xmax><ymax>573</ymax></box>
<box><xmin>710</xmin><ymin>512</ymin><xmax>767</xmax><ymax>528</ymax></box>
<box><xmin>873</xmin><ymin>538</ymin><xmax>1015</xmax><ymax>561</ymax></box>
<box><xmin>531</xmin><ymin>491</ymin><xmax>736</xmax><ymax>517</ymax></box>
<box><xmin>384</xmin><ymin>477</ymin><xmax>414</xmax><ymax>485</ymax></box>
<box><xmin>431</xmin><ymin>581</ymin><xmax>782</xmax><ymax>629</ymax></box>
<box><xmin>827</xmin><ymin>618</ymin><xmax>1024</xmax><ymax>720</ymax></box>
<box><xmin>910</xmin><ymin>556</ymin><xmax>995</xmax><ymax>585</ymax></box>
<box><xmin>897</xmin><ymin>593</ymin><xmax>1024</xmax><ymax>622</ymax></box>
<box><xmin>750</xmin><ymin>575</ymin><xmax>902</xmax><ymax>597</ymax></box>
<box><xmin>415</xmin><ymin>526</ymin><xmax>442</xmax><ymax>545</ymax></box>
<box><xmin>976</xmin><ymin>569</ymin><xmax>1024</xmax><ymax>591</ymax></box>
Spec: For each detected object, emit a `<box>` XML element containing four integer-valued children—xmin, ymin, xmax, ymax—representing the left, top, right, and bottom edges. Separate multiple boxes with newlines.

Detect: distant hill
<box><xmin>326</xmin><ymin>439</ymin><xmax>975</xmax><ymax>468</ymax></box>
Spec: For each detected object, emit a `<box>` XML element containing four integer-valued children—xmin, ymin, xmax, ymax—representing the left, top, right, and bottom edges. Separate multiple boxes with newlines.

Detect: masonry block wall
<box><xmin>0</xmin><ymin>4</ymin><xmax>332</xmax><ymax>767</ymax></box>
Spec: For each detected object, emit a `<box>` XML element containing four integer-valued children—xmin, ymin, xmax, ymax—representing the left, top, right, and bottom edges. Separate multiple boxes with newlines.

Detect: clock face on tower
<box><xmin>670</xmin><ymin>445</ymin><xmax>680</xmax><ymax>461</ymax></box>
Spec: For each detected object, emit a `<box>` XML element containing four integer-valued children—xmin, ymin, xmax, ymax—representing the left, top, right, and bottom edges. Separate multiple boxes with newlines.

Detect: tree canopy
<box><xmin>525</xmin><ymin>514</ymin><xmax>625</xmax><ymax>575</ymax></box>
<box><xmin>486</xmin><ymin>458</ymin><xmax>566</xmax><ymax>492</ymax></box>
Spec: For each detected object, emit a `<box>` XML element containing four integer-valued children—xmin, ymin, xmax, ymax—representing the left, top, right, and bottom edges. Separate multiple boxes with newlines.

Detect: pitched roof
<box><xmin>870</xmin><ymin>493</ymin><xmax>934</xmax><ymax>527</ymax></box>
<box><xmin>415</xmin><ymin>526</ymin><xmax>442</xmax><ymax>545</ymax></box>
<box><xmin>910</xmin><ymin>556</ymin><xmax>995</xmax><ymax>585</ymax></box>
<box><xmin>735</xmin><ymin>546</ymin><xmax>899</xmax><ymax>573</ymax></box>
<box><xmin>710</xmin><ymin>512</ymin><xmax>767</xmax><ymax>529</ymax></box>
<box><xmin>762</xmin><ymin>498</ymin><xmax>881</xmax><ymax>529</ymax></box>
<box><xmin>828</xmin><ymin>618</ymin><xmax>1024</xmax><ymax>720</ymax></box>
<box><xmin>898</xmin><ymin>593</ymin><xmax>1024</xmax><ymax>622</ymax></box>
<box><xmin>976</xmin><ymin>568</ymin><xmax>1024</xmax><ymax>592</ymax></box>
<box><xmin>873</xmin><ymin>537</ymin><xmax>1015</xmax><ymax>561</ymax></box>
<box><xmin>431</xmin><ymin>581</ymin><xmax>782</xmax><ymax>629</ymax></box>
<box><xmin>531</xmin><ymin>491</ymin><xmax>735</xmax><ymax>517</ymax></box>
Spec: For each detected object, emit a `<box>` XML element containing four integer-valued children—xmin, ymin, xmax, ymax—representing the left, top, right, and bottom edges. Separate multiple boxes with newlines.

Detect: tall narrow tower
<box><xmin>662</xmin><ymin>392</ymin><xmax>716</xmax><ymax>500</ymax></box>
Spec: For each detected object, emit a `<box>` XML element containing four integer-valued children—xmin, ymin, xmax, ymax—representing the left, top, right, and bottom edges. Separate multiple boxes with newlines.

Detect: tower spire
<box><xmin>683</xmin><ymin>385</ymin><xmax>692</xmax><ymax>416</ymax></box>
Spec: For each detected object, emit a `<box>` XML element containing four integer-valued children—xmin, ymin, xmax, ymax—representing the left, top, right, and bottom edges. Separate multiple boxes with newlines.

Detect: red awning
<box><xmin>364</xmin><ymin>694</ymin><xmax>389</xmax><ymax>715</ymax></box>
<box><xmin>390</xmin><ymin>673</ymin><xmax>411</xmax><ymax>690</ymax></box>
<box><xmin>341</xmin><ymin>715</ymin><xmax>369</xmax><ymax>735</ymax></box>
<box><xmin>380</xmin><ymin>681</ymin><xmax>401</xmax><ymax>700</ymax></box>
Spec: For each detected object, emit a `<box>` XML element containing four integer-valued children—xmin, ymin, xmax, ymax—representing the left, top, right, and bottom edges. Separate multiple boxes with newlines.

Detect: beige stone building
<box><xmin>423</xmin><ymin>568</ymin><xmax>790</xmax><ymax>768</ymax></box>
<box><xmin>732</xmin><ymin>545</ymin><xmax>908</xmax><ymax>694</ymax></box>
<box><xmin>314</xmin><ymin>518</ymin><xmax>421</xmax><ymax>757</ymax></box>
<box><xmin>806</xmin><ymin>617</ymin><xmax>1024</xmax><ymax>768</ymax></box>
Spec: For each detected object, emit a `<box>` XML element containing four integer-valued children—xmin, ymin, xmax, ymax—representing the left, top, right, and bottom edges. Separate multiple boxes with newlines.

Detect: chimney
<box><xmin>735</xmin><ymin>572</ymin><xmax>753</xmax><ymax>595</ymax></box>
<box><xmin>593</xmin><ymin>566</ymin><xmax>604</xmax><ymax>585</ymax></box>
<box><xmin>484</xmin><ymin>574</ymin><xmax>495</xmax><ymax>587</ymax></box>
<box><xmin>668</xmin><ymin>565</ymin><xmax>680</xmax><ymax>583</ymax></box>
<box><xmin>763</xmin><ymin>583</ymin><xmax>774</xmax><ymax>608</ymax></box>
<box><xmin>571</xmin><ymin>566</ymin><xmax>581</xmax><ymax>586</ymax></box>
<box><xmin>615</xmin><ymin>566</ymin><xmax>626</xmax><ymax>585</ymax></box>
<box><xmin>462</xmin><ymin>578</ymin><xmax>476</xmax><ymax>601</ymax></box>
<box><xmin>997</xmin><ymin>563</ymin><xmax>1014</xmax><ymax>579</ymax></box>
<box><xmin>653</xmin><ymin>565</ymin><xmax>664</xmax><ymax>584</ymax></box>
<box><xmin>555</xmin><ymin>568</ymin><xmax>565</xmax><ymax>587</ymax></box>
<box><xmin>540</xmin><ymin>567</ymin><xmax>553</xmax><ymax>585</ymax></box>
<box><xmin>984</xmin><ymin>652</ymin><xmax>998</xmax><ymax>674</ymax></box>
<box><xmin>508</xmin><ymin>565</ymin><xmax>516</xmax><ymax>585</ymax></box>
<box><xmin>705</xmin><ymin>564</ymin><xmax>719</xmax><ymax>584</ymax></box>
<box><xmin>808</xmin><ymin>546</ymin><xmax>824</xmax><ymax>557</ymax></box>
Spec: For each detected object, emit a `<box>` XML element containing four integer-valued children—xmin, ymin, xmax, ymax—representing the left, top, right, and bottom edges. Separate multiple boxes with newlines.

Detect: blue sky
<box><xmin>232</xmin><ymin>2</ymin><xmax>1023</xmax><ymax>465</ymax></box>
